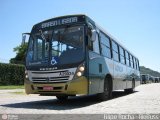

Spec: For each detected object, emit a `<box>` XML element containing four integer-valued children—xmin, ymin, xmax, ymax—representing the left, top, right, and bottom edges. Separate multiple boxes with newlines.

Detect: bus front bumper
<box><xmin>24</xmin><ymin>76</ymin><xmax>88</xmax><ymax>96</ymax></box>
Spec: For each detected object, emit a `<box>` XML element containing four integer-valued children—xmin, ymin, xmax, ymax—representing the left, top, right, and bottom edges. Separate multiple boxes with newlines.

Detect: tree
<box><xmin>10</xmin><ymin>43</ymin><xmax>28</xmax><ymax>64</ymax></box>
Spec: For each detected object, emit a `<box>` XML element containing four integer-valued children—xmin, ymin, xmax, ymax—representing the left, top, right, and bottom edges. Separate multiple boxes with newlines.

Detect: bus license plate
<box><xmin>43</xmin><ymin>86</ymin><xmax>53</xmax><ymax>90</ymax></box>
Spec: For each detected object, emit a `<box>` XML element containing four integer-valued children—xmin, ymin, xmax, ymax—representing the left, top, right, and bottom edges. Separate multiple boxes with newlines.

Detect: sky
<box><xmin>0</xmin><ymin>0</ymin><xmax>160</xmax><ymax>72</ymax></box>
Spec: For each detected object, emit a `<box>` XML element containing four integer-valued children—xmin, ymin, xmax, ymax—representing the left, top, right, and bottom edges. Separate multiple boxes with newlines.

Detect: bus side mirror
<box><xmin>22</xmin><ymin>33</ymin><xmax>30</xmax><ymax>45</ymax></box>
<box><xmin>86</xmin><ymin>28</ymin><xmax>97</xmax><ymax>50</ymax></box>
<box><xmin>91</xmin><ymin>29</ymin><xmax>97</xmax><ymax>42</ymax></box>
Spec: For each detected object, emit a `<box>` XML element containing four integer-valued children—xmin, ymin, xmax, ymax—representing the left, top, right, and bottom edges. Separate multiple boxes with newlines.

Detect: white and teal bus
<box><xmin>24</xmin><ymin>14</ymin><xmax>140</xmax><ymax>101</ymax></box>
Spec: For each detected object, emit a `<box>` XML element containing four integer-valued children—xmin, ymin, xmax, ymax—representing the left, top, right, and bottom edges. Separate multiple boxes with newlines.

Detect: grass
<box><xmin>12</xmin><ymin>91</ymin><xmax>25</xmax><ymax>95</ymax></box>
<box><xmin>0</xmin><ymin>85</ymin><xmax>24</xmax><ymax>90</ymax></box>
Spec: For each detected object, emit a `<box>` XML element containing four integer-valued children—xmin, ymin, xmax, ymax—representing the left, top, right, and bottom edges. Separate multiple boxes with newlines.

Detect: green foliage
<box><xmin>140</xmin><ymin>66</ymin><xmax>160</xmax><ymax>77</ymax></box>
<box><xmin>0</xmin><ymin>85</ymin><xmax>24</xmax><ymax>89</ymax></box>
<box><xmin>0</xmin><ymin>63</ymin><xmax>25</xmax><ymax>85</ymax></box>
<box><xmin>10</xmin><ymin>43</ymin><xmax>28</xmax><ymax>64</ymax></box>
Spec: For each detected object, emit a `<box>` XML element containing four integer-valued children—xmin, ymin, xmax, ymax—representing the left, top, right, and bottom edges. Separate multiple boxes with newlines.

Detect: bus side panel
<box><xmin>99</xmin><ymin>57</ymin><xmax>114</xmax><ymax>92</ymax></box>
<box><xmin>112</xmin><ymin>62</ymin><xmax>127</xmax><ymax>90</ymax></box>
<box><xmin>126</xmin><ymin>67</ymin><xmax>133</xmax><ymax>89</ymax></box>
<box><xmin>88</xmin><ymin>52</ymin><xmax>103</xmax><ymax>95</ymax></box>
<box><xmin>126</xmin><ymin>67</ymin><xmax>140</xmax><ymax>89</ymax></box>
<box><xmin>88</xmin><ymin>52</ymin><xmax>114</xmax><ymax>95</ymax></box>
<box><xmin>135</xmin><ymin>70</ymin><xmax>141</xmax><ymax>87</ymax></box>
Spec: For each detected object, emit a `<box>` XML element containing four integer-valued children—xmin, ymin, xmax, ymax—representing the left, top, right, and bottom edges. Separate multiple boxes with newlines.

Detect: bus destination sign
<box><xmin>41</xmin><ymin>17</ymin><xmax>78</xmax><ymax>28</ymax></box>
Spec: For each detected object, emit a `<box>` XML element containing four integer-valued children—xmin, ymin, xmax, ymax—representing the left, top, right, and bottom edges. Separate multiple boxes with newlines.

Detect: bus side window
<box><xmin>125</xmin><ymin>51</ymin><xmax>130</xmax><ymax>66</ymax></box>
<box><xmin>26</xmin><ymin>39</ymin><xmax>34</xmax><ymax>63</ymax></box>
<box><xmin>134</xmin><ymin>58</ymin><xmax>137</xmax><ymax>70</ymax></box>
<box><xmin>93</xmin><ymin>32</ymin><xmax>100</xmax><ymax>54</ymax></box>
<box><xmin>100</xmin><ymin>32</ymin><xmax>111</xmax><ymax>58</ymax></box>
<box><xmin>112</xmin><ymin>40</ymin><xmax>119</xmax><ymax>62</ymax></box>
<box><xmin>130</xmin><ymin>54</ymin><xmax>134</xmax><ymax>68</ymax></box>
<box><xmin>137</xmin><ymin>60</ymin><xmax>140</xmax><ymax>71</ymax></box>
<box><xmin>119</xmin><ymin>46</ymin><xmax>125</xmax><ymax>64</ymax></box>
<box><xmin>132</xmin><ymin>56</ymin><xmax>135</xmax><ymax>69</ymax></box>
<box><xmin>137</xmin><ymin>59</ymin><xmax>139</xmax><ymax>70</ymax></box>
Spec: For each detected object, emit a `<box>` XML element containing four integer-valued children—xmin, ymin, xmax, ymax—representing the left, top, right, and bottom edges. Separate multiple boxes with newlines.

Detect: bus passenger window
<box><xmin>112</xmin><ymin>41</ymin><xmax>119</xmax><ymax>62</ymax></box>
<box><xmin>125</xmin><ymin>51</ymin><xmax>130</xmax><ymax>66</ymax></box>
<box><xmin>132</xmin><ymin>56</ymin><xmax>134</xmax><ymax>68</ymax></box>
<box><xmin>93</xmin><ymin>32</ymin><xmax>100</xmax><ymax>54</ymax></box>
<box><xmin>134</xmin><ymin>58</ymin><xmax>137</xmax><ymax>69</ymax></box>
<box><xmin>130</xmin><ymin>55</ymin><xmax>134</xmax><ymax>68</ymax></box>
<box><xmin>100</xmin><ymin>32</ymin><xmax>111</xmax><ymax>58</ymax></box>
<box><xmin>136</xmin><ymin>59</ymin><xmax>139</xmax><ymax>70</ymax></box>
<box><xmin>137</xmin><ymin>60</ymin><xmax>140</xmax><ymax>71</ymax></box>
<box><xmin>101</xmin><ymin>44</ymin><xmax>111</xmax><ymax>58</ymax></box>
<box><xmin>119</xmin><ymin>46</ymin><xmax>125</xmax><ymax>64</ymax></box>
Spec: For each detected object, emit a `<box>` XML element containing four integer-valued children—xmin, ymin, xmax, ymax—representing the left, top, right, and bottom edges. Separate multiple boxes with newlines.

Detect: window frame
<box><xmin>119</xmin><ymin>46</ymin><xmax>126</xmax><ymax>64</ymax></box>
<box><xmin>125</xmin><ymin>51</ymin><xmax>130</xmax><ymax>67</ymax></box>
<box><xmin>99</xmin><ymin>31</ymin><xmax>112</xmax><ymax>59</ymax></box>
<box><xmin>92</xmin><ymin>32</ymin><xmax>101</xmax><ymax>54</ymax></box>
<box><xmin>112</xmin><ymin>40</ymin><xmax>120</xmax><ymax>62</ymax></box>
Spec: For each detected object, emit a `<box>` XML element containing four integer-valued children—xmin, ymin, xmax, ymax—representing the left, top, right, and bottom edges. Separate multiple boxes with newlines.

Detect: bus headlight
<box><xmin>79</xmin><ymin>66</ymin><xmax>85</xmax><ymax>72</ymax></box>
<box><xmin>75</xmin><ymin>63</ymin><xmax>85</xmax><ymax>78</ymax></box>
<box><xmin>25</xmin><ymin>74</ymin><xmax>28</xmax><ymax>79</ymax></box>
<box><xmin>25</xmin><ymin>70</ymin><xmax>29</xmax><ymax>79</ymax></box>
<box><xmin>77</xmin><ymin>72</ymin><xmax>82</xmax><ymax>77</ymax></box>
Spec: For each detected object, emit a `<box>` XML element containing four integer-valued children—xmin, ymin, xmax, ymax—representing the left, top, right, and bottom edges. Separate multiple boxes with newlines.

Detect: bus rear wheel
<box><xmin>56</xmin><ymin>95</ymin><xmax>68</xmax><ymax>101</ymax></box>
<box><xmin>97</xmin><ymin>76</ymin><xmax>112</xmax><ymax>101</ymax></box>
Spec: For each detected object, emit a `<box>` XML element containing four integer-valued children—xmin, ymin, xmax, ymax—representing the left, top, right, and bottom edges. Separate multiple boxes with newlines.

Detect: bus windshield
<box><xmin>26</xmin><ymin>26</ymin><xmax>84</xmax><ymax>66</ymax></box>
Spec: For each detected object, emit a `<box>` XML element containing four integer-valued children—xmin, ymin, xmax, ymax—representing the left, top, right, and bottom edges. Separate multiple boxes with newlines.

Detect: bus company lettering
<box><xmin>59</xmin><ymin>71</ymin><xmax>74</xmax><ymax>76</ymax></box>
<box><xmin>115</xmin><ymin>65</ymin><xmax>123</xmax><ymax>72</ymax></box>
<box><xmin>41</xmin><ymin>17</ymin><xmax>78</xmax><ymax>28</ymax></box>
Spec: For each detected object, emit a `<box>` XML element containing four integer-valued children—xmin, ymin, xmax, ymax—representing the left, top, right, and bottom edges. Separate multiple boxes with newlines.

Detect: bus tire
<box><xmin>125</xmin><ymin>79</ymin><xmax>135</xmax><ymax>93</ymax></box>
<box><xmin>56</xmin><ymin>95</ymin><xmax>68</xmax><ymax>101</ymax></box>
<box><xmin>97</xmin><ymin>75</ymin><xmax>112</xmax><ymax>101</ymax></box>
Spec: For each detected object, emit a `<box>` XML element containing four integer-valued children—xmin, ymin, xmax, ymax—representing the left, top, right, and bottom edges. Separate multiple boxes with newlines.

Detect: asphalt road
<box><xmin>0</xmin><ymin>83</ymin><xmax>160</xmax><ymax>115</ymax></box>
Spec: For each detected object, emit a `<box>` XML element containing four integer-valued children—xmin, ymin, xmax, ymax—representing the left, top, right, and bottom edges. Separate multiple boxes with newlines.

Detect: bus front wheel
<box><xmin>97</xmin><ymin>76</ymin><xmax>112</xmax><ymax>101</ymax></box>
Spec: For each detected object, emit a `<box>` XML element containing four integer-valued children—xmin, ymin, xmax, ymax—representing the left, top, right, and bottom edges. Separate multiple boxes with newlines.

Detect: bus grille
<box><xmin>31</xmin><ymin>76</ymin><xmax>70</xmax><ymax>83</ymax></box>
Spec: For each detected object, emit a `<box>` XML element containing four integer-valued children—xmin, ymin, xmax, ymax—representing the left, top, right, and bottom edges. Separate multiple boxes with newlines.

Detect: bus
<box><xmin>150</xmin><ymin>75</ymin><xmax>155</xmax><ymax>83</ymax></box>
<box><xmin>24</xmin><ymin>14</ymin><xmax>140</xmax><ymax>101</ymax></box>
<box><xmin>141</xmin><ymin>74</ymin><xmax>152</xmax><ymax>84</ymax></box>
<box><xmin>154</xmin><ymin>77</ymin><xmax>159</xmax><ymax>83</ymax></box>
